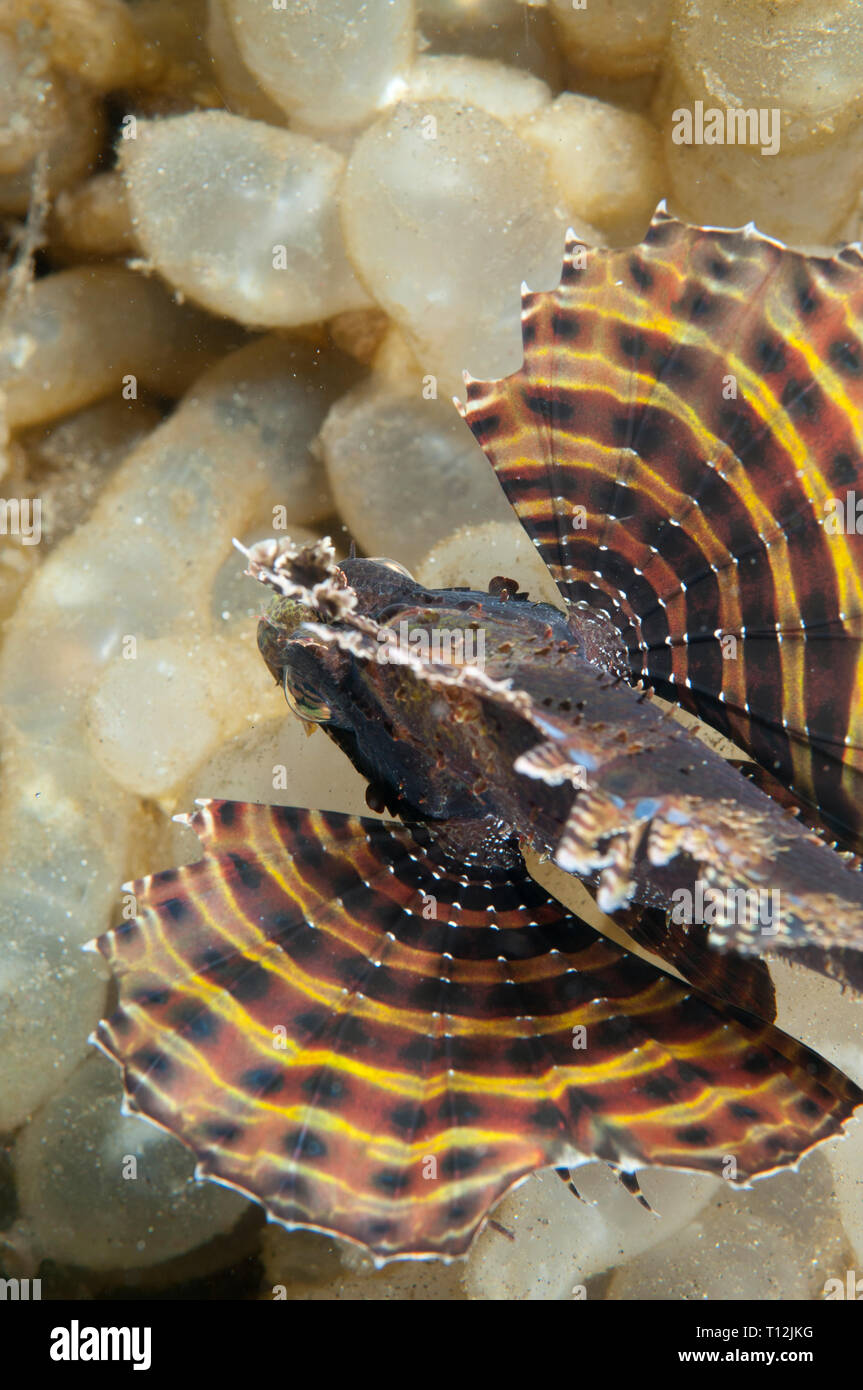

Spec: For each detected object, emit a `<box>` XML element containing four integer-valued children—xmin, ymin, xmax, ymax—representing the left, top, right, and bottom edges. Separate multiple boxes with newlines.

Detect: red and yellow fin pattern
<box><xmin>94</xmin><ymin>800</ymin><xmax>861</xmax><ymax>1261</ymax></box>
<box><xmin>460</xmin><ymin>207</ymin><xmax>863</xmax><ymax>850</ymax></box>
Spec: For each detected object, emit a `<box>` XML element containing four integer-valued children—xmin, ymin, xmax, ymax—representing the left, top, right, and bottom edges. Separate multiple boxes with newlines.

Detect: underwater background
<box><xmin>1</xmin><ymin>0</ymin><xmax>863</xmax><ymax>1300</ymax></box>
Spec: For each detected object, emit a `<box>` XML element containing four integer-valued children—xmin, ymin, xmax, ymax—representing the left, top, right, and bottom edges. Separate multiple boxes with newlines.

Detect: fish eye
<box><xmin>283</xmin><ymin>670</ymin><xmax>331</xmax><ymax>724</ymax></box>
<box><xmin>367</xmin><ymin>557</ymin><xmax>414</xmax><ymax>580</ymax></box>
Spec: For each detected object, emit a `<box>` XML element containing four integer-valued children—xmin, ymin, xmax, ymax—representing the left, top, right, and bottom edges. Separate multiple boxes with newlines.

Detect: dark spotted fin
<box><xmin>459</xmin><ymin>206</ymin><xmax>863</xmax><ymax>853</ymax></box>
<box><xmin>93</xmin><ymin>800</ymin><xmax>860</xmax><ymax>1263</ymax></box>
<box><xmin>728</xmin><ymin>757</ymin><xmax>863</xmax><ymax>863</ymax></box>
<box><xmin>615</xmin><ymin>903</ymin><xmax>777</xmax><ymax>1023</ymax></box>
<box><xmin>516</xmin><ymin>713</ymin><xmax>863</xmax><ymax>959</ymax></box>
<box><xmin>722</xmin><ymin>759</ymin><xmax>863</xmax><ymax>995</ymax></box>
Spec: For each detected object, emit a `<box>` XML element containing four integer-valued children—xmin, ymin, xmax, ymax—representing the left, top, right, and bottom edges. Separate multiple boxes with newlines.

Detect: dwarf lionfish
<box><xmin>93</xmin><ymin>208</ymin><xmax>863</xmax><ymax>1263</ymax></box>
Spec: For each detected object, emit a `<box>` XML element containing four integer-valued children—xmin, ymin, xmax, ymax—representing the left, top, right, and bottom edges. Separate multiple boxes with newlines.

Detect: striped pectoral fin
<box><xmin>460</xmin><ymin>205</ymin><xmax>863</xmax><ymax>850</ymax></box>
<box><xmin>94</xmin><ymin>800</ymin><xmax>861</xmax><ymax>1263</ymax></box>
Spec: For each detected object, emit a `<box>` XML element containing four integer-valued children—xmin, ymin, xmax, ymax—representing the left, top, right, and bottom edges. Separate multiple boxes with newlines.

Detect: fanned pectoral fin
<box><xmin>93</xmin><ymin>800</ymin><xmax>861</xmax><ymax>1263</ymax></box>
<box><xmin>460</xmin><ymin>207</ymin><xmax>863</xmax><ymax>853</ymax></box>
